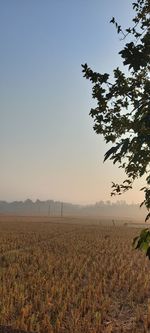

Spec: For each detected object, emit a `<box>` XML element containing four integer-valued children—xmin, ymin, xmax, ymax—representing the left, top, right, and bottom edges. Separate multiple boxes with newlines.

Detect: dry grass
<box><xmin>1</xmin><ymin>216</ymin><xmax>150</xmax><ymax>332</ymax></box>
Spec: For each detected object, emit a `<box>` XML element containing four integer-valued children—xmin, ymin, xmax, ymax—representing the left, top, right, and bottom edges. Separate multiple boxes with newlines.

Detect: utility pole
<box><xmin>112</xmin><ymin>219</ymin><xmax>115</xmax><ymax>227</ymax></box>
<box><xmin>36</xmin><ymin>200</ymin><xmax>40</xmax><ymax>216</ymax></box>
<box><xmin>61</xmin><ymin>202</ymin><xmax>63</xmax><ymax>218</ymax></box>
<box><xmin>48</xmin><ymin>202</ymin><xmax>51</xmax><ymax>217</ymax></box>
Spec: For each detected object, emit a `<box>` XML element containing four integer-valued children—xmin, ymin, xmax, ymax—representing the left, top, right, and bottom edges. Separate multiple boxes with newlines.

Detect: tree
<box><xmin>82</xmin><ymin>0</ymin><xmax>150</xmax><ymax>256</ymax></box>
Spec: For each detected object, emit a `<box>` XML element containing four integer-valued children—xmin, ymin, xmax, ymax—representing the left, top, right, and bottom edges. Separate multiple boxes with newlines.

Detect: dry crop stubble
<box><xmin>1</xmin><ymin>217</ymin><xmax>150</xmax><ymax>332</ymax></box>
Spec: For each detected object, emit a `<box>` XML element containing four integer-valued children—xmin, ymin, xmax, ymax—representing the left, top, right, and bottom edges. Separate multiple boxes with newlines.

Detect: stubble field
<box><xmin>1</xmin><ymin>216</ymin><xmax>150</xmax><ymax>333</ymax></box>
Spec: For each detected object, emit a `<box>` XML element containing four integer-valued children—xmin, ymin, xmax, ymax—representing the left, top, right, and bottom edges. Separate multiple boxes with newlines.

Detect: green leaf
<box><xmin>146</xmin><ymin>247</ymin><xmax>150</xmax><ymax>259</ymax></box>
<box><xmin>145</xmin><ymin>213</ymin><xmax>150</xmax><ymax>222</ymax></box>
<box><xmin>104</xmin><ymin>144</ymin><xmax>121</xmax><ymax>162</ymax></box>
<box><xmin>140</xmin><ymin>241</ymin><xmax>149</xmax><ymax>253</ymax></box>
<box><xmin>110</xmin><ymin>17</ymin><xmax>115</xmax><ymax>24</ymax></box>
<box><xmin>132</xmin><ymin>236</ymin><xmax>140</xmax><ymax>248</ymax></box>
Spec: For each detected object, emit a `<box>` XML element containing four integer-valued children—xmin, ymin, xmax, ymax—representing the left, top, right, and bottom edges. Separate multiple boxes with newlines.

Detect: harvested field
<box><xmin>0</xmin><ymin>216</ymin><xmax>150</xmax><ymax>332</ymax></box>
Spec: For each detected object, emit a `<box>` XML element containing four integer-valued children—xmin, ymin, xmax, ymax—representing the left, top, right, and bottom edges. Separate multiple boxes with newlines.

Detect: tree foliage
<box><xmin>82</xmin><ymin>0</ymin><xmax>150</xmax><ymax>255</ymax></box>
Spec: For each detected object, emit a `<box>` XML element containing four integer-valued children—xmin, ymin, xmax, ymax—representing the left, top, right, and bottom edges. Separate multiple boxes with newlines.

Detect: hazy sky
<box><xmin>0</xmin><ymin>0</ymin><xmax>144</xmax><ymax>204</ymax></box>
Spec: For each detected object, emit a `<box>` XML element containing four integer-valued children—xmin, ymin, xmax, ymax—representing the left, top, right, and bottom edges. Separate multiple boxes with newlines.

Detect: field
<box><xmin>1</xmin><ymin>216</ymin><xmax>150</xmax><ymax>333</ymax></box>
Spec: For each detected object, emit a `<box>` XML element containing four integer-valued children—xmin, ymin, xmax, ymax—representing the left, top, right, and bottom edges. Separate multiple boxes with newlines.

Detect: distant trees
<box><xmin>82</xmin><ymin>0</ymin><xmax>150</xmax><ymax>255</ymax></box>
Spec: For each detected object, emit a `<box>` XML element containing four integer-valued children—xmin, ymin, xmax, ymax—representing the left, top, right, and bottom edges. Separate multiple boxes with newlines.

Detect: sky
<box><xmin>0</xmin><ymin>0</ymin><xmax>145</xmax><ymax>204</ymax></box>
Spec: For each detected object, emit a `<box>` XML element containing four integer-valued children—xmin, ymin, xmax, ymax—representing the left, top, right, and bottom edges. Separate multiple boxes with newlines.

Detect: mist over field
<box><xmin>0</xmin><ymin>199</ymin><xmax>146</xmax><ymax>221</ymax></box>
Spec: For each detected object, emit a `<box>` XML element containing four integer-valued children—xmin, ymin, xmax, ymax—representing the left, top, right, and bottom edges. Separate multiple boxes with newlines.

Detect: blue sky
<box><xmin>0</xmin><ymin>0</ymin><xmax>144</xmax><ymax>204</ymax></box>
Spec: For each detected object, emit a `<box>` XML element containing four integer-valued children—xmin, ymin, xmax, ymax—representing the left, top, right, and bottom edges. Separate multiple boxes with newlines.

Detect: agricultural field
<box><xmin>1</xmin><ymin>216</ymin><xmax>150</xmax><ymax>333</ymax></box>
